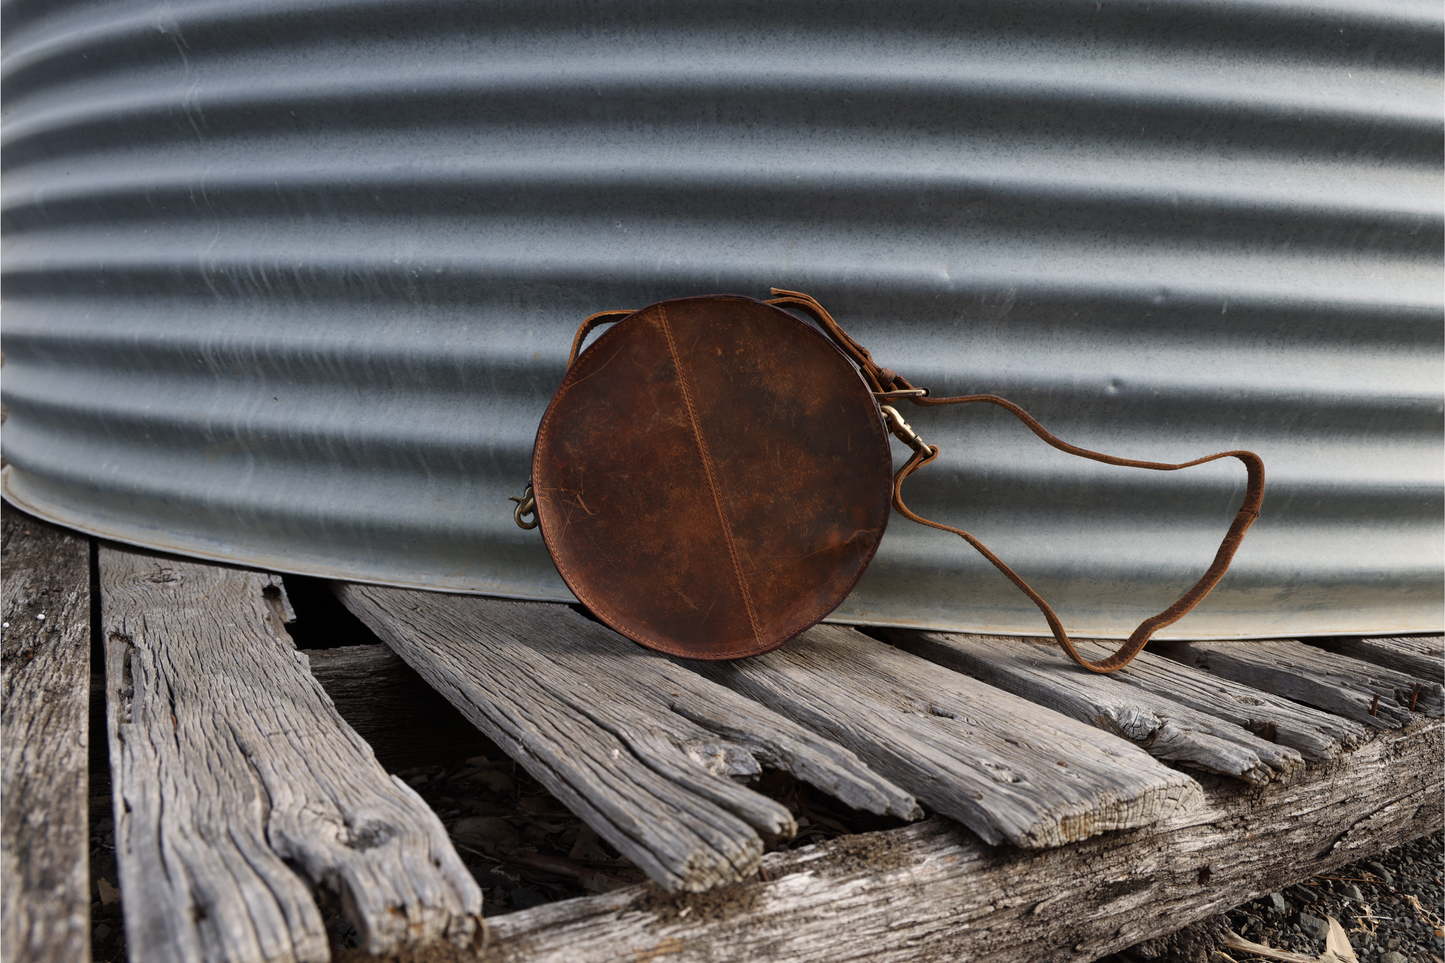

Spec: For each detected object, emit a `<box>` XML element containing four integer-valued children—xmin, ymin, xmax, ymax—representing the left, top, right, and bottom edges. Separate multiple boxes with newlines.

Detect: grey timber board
<box><xmin>334</xmin><ymin>586</ymin><xmax>918</xmax><ymax>893</ymax></box>
<box><xmin>883</xmin><ymin>629</ymin><xmax>1345</xmax><ymax>777</ymax></box>
<box><xmin>1</xmin><ymin>504</ymin><xmax>92</xmax><ymax>963</ymax></box>
<box><xmin>686</xmin><ymin>622</ymin><xmax>1202</xmax><ymax>848</ymax></box>
<box><xmin>484</xmin><ymin>718</ymin><xmax>1444</xmax><ymax>963</ymax></box>
<box><xmin>99</xmin><ymin>547</ymin><xmax>482</xmax><ymax>962</ymax></box>
<box><xmin>305</xmin><ymin>644</ymin><xmax>498</xmax><ymax>770</ymax></box>
<box><xmin>1310</xmin><ymin>635</ymin><xmax>1445</xmax><ymax>684</ymax></box>
<box><xmin>1155</xmin><ymin>639</ymin><xmax>1444</xmax><ymax>729</ymax></box>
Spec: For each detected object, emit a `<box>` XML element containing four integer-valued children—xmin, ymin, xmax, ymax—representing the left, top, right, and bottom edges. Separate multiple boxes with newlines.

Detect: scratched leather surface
<box><xmin>532</xmin><ymin>296</ymin><xmax>893</xmax><ymax>659</ymax></box>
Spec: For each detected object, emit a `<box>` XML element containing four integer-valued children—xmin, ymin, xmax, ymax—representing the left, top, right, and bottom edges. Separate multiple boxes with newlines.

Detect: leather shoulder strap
<box><xmin>890</xmin><ymin>394</ymin><xmax>1264</xmax><ymax>673</ymax></box>
<box><xmin>764</xmin><ymin>289</ymin><xmax>1264</xmax><ymax>673</ymax></box>
<box><xmin>568</xmin><ymin>309</ymin><xmax>638</xmax><ymax>368</ymax></box>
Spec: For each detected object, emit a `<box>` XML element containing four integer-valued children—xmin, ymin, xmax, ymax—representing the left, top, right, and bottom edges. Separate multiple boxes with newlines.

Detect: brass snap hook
<box><xmin>509</xmin><ymin>483</ymin><xmax>538</xmax><ymax>530</ymax></box>
<box><xmin>880</xmin><ymin>405</ymin><xmax>932</xmax><ymax>455</ymax></box>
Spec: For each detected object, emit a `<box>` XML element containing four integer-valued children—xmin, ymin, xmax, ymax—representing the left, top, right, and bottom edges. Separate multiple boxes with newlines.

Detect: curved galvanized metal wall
<box><xmin>3</xmin><ymin>0</ymin><xmax>1441</xmax><ymax>639</ymax></box>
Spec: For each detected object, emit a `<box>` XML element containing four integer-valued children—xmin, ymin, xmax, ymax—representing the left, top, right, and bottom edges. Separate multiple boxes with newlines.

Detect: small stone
<box><xmin>1340</xmin><ymin>882</ymin><xmax>1364</xmax><ymax>901</ymax></box>
<box><xmin>1298</xmin><ymin>914</ymin><xmax>1329</xmax><ymax>941</ymax></box>
<box><xmin>1289</xmin><ymin>884</ymin><xmax>1319</xmax><ymax>903</ymax></box>
<box><xmin>1265</xmin><ymin>892</ymin><xmax>1287</xmax><ymax>915</ymax></box>
<box><xmin>1379</xmin><ymin>952</ymin><xmax>1407</xmax><ymax>963</ymax></box>
<box><xmin>1365</xmin><ymin>861</ymin><xmax>1393</xmax><ymax>883</ymax></box>
<box><xmin>97</xmin><ymin>878</ymin><xmax>120</xmax><ymax>905</ymax></box>
<box><xmin>93</xmin><ymin>924</ymin><xmax>112</xmax><ymax>942</ymax></box>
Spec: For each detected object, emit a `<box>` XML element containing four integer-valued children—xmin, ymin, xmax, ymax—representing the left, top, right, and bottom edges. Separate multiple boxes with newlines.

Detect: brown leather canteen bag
<box><xmin>513</xmin><ymin>289</ymin><xmax>1264</xmax><ymax>672</ymax></box>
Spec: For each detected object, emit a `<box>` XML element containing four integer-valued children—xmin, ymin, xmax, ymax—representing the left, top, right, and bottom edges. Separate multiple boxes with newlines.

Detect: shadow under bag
<box><xmin>514</xmin><ymin>289</ymin><xmax>1264</xmax><ymax>671</ymax></box>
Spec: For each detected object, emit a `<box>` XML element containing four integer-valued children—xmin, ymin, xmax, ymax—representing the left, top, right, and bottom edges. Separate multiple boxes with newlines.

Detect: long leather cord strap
<box><xmin>894</xmin><ymin>393</ymin><xmax>1264</xmax><ymax>673</ymax></box>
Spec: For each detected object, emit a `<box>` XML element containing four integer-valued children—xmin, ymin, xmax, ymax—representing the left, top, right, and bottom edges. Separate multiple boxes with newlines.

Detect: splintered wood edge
<box><xmin>1</xmin><ymin>506</ymin><xmax>93</xmax><ymax>963</ymax></box>
<box><xmin>482</xmin><ymin>717</ymin><xmax>1443</xmax><ymax>963</ymax></box>
<box><xmin>335</xmin><ymin>584</ymin><xmax>772</xmax><ymax>893</ymax></box>
<box><xmin>689</xmin><ymin>622</ymin><xmax>1201</xmax><ymax>849</ymax></box>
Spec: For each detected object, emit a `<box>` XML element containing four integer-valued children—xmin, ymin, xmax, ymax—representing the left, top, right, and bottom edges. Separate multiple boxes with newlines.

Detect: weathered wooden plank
<box><xmin>484</xmin><ymin>717</ymin><xmax>1444</xmax><ymax>963</ymax></box>
<box><xmin>937</xmin><ymin>635</ymin><xmax>1364</xmax><ymax>763</ymax></box>
<box><xmin>100</xmin><ymin>547</ymin><xmax>481</xmax><ymax>962</ymax></box>
<box><xmin>305</xmin><ymin>644</ymin><xmax>497</xmax><ymax>770</ymax></box>
<box><xmin>1050</xmin><ymin>645</ymin><xmax>1366</xmax><ymax>763</ymax></box>
<box><xmin>1155</xmin><ymin>639</ymin><xmax>1444</xmax><ymax>729</ymax></box>
<box><xmin>336</xmin><ymin>587</ymin><xmax>918</xmax><ymax>892</ymax></box>
<box><xmin>688</xmin><ymin>623</ymin><xmax>1201</xmax><ymax>848</ymax></box>
<box><xmin>1</xmin><ymin>504</ymin><xmax>92</xmax><ymax>963</ymax></box>
<box><xmin>882</xmin><ymin>629</ymin><xmax>1322</xmax><ymax>781</ymax></box>
<box><xmin>1310</xmin><ymin>635</ymin><xmax>1445</xmax><ymax>683</ymax></box>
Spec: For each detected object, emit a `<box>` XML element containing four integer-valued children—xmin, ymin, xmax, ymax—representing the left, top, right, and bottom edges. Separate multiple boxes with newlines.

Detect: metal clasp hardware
<box><xmin>509</xmin><ymin>483</ymin><xmax>538</xmax><ymax>530</ymax></box>
<box><xmin>880</xmin><ymin>405</ymin><xmax>932</xmax><ymax>455</ymax></box>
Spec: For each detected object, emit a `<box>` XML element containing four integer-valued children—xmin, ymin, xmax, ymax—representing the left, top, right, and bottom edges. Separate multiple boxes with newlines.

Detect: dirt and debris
<box><xmin>635</xmin><ymin>878</ymin><xmax>762</xmax><ymax>928</ymax></box>
<box><xmin>802</xmin><ymin>829</ymin><xmax>915</xmax><ymax>878</ymax></box>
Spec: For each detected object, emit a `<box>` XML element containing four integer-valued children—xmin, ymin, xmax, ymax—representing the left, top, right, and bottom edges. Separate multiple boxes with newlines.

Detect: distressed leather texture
<box><xmin>532</xmin><ymin>296</ymin><xmax>894</xmax><ymax>660</ymax></box>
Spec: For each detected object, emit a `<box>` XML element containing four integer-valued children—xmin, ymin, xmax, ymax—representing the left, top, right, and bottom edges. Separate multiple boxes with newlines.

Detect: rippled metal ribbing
<box><xmin>2</xmin><ymin>0</ymin><xmax>1441</xmax><ymax>640</ymax></box>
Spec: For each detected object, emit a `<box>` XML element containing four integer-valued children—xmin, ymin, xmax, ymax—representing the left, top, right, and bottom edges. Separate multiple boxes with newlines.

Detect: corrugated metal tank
<box><xmin>3</xmin><ymin>0</ymin><xmax>1441</xmax><ymax>640</ymax></box>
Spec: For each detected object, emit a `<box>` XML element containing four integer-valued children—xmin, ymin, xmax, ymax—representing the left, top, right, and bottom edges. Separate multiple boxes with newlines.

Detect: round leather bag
<box><xmin>531</xmin><ymin>295</ymin><xmax>894</xmax><ymax>659</ymax></box>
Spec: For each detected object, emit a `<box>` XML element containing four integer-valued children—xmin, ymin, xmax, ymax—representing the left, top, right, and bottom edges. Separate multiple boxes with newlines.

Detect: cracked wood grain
<box><xmin>1309</xmin><ymin>635</ymin><xmax>1444</xmax><ymax>683</ymax></box>
<box><xmin>100</xmin><ymin>547</ymin><xmax>480</xmax><ymax>963</ymax></box>
<box><xmin>2</xmin><ymin>504</ymin><xmax>92</xmax><ymax>963</ymax></box>
<box><xmin>881</xmin><ymin>630</ymin><xmax>1342</xmax><ymax>781</ymax></box>
<box><xmin>334</xmin><ymin>586</ymin><xmax>918</xmax><ymax>893</ymax></box>
<box><xmin>1154</xmin><ymin>639</ymin><xmax>1443</xmax><ymax>729</ymax></box>
<box><xmin>686</xmin><ymin>623</ymin><xmax>1202</xmax><ymax>848</ymax></box>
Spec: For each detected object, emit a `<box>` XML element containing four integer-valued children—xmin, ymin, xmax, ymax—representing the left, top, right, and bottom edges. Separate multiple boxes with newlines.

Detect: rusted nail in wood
<box><xmin>1409</xmin><ymin>682</ymin><xmax>1423</xmax><ymax>712</ymax></box>
<box><xmin>758</xmin><ymin>865</ymin><xmax>771</xmax><ymax>882</ymax></box>
<box><xmin>1370</xmin><ymin>693</ymin><xmax>1379</xmax><ymax>717</ymax></box>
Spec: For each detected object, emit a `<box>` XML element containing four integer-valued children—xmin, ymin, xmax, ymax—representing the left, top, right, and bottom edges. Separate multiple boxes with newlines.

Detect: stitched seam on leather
<box><xmin>657</xmin><ymin>303</ymin><xmax>763</xmax><ymax>648</ymax></box>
